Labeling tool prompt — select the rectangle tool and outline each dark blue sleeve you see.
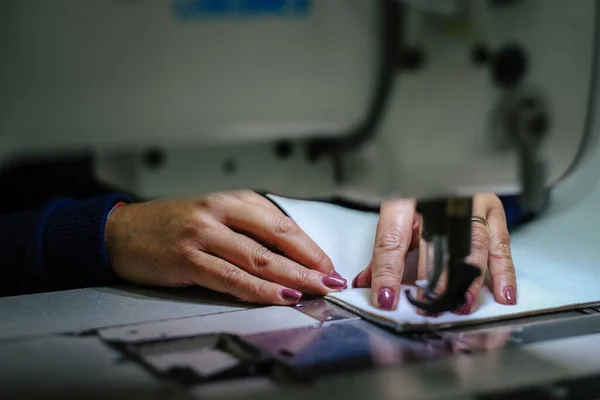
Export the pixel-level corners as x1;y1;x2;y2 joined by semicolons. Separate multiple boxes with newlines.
0;193;133;297
498;194;534;231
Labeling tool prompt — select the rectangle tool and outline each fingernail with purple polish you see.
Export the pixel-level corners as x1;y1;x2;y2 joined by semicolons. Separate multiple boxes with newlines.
351;275;359;288
504;287;517;305
282;289;302;301
323;275;347;288
456;292;473;315
331;270;344;279
377;288;394;310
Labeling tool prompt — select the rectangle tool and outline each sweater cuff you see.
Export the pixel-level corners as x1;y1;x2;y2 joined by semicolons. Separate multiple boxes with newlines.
44;193;134;290
498;195;532;231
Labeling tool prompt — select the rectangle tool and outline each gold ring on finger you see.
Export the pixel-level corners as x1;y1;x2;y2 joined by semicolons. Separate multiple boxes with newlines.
471;216;490;231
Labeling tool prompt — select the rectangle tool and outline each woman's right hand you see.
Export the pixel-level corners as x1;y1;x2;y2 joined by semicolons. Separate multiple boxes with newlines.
105;190;346;305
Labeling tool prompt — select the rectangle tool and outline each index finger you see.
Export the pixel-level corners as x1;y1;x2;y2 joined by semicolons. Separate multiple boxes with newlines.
370;198;416;310
222;198;336;275
230;190;284;214
482;194;517;305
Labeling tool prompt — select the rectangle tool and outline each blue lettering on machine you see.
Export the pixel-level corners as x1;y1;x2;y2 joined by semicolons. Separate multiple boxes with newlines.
172;0;311;19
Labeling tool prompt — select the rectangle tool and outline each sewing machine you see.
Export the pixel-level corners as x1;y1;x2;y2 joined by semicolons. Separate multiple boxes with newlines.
2;0;600;398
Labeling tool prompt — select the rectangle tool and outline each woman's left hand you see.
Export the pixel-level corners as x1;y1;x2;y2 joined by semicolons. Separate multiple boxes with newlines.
352;193;517;314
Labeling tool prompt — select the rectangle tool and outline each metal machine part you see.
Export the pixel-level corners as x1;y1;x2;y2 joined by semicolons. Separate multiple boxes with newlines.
493;87;552;213
0;0;597;202
101;300;600;395
242;309;600;379
98;306;322;343
5;285;600;399
406;197;481;313
291;298;361;325
100;299;361;386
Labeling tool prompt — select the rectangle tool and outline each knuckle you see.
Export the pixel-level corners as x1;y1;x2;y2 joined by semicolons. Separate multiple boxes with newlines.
200;193;231;210
374;230;408;253
470;228;489;253
293;267;313;287
251;245;273;269
311;250;331;271
492;237;512;257
249;279;270;299
193;212;217;230
491;253;514;267
181;213;216;240
219;266;245;293
493;267;516;281
372;263;401;282
273;216;298;236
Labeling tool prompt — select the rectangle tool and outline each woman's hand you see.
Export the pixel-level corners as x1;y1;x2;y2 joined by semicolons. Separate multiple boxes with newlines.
105;190;346;305
353;193;516;313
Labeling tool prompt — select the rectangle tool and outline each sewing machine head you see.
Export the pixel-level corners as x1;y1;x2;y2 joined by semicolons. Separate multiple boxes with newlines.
0;0;598;312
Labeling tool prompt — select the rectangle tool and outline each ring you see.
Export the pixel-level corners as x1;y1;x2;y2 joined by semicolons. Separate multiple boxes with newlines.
471;216;490;230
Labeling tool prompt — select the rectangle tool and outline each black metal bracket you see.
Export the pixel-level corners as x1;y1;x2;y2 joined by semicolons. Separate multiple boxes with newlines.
406;260;481;314
306;0;402;177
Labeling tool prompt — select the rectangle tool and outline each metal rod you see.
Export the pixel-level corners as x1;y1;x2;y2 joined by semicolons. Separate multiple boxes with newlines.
426;235;445;296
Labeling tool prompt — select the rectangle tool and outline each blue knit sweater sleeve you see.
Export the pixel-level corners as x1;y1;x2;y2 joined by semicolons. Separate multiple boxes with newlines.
0;193;133;297
498;194;533;231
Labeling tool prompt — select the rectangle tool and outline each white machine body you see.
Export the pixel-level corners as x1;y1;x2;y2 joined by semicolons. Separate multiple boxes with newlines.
0;0;597;202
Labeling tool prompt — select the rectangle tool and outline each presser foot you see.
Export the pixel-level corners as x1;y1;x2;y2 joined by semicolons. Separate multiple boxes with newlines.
406;261;481;314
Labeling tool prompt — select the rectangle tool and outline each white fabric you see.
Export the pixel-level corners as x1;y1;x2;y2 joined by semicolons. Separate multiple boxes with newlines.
267;194;600;331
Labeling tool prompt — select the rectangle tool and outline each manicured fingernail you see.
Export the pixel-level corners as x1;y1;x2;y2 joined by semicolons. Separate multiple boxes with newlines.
504;287;517;305
323;275;347;288
333;272;347;289
281;289;302;301
377;288;394;310
456;292;473;315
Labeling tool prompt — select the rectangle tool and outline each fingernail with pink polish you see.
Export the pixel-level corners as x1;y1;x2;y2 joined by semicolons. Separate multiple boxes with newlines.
323;275;346;288
282;289;302;302
333;273;347;289
378;288;394;310
456;292;473;315
351;275;359;288
504;287;517;305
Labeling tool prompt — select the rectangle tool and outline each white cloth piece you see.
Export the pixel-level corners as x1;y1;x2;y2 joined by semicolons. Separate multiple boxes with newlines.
267;194;600;331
